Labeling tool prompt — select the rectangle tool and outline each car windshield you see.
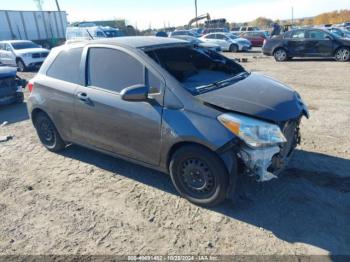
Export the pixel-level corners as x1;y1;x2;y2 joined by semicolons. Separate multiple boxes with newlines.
103;30;121;37
146;47;247;95
11;42;40;50
227;33;238;39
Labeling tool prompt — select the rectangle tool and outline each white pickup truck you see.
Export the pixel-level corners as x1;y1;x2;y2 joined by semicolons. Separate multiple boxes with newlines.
0;40;49;72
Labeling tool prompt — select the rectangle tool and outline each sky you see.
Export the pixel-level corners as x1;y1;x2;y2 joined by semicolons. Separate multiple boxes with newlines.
1;0;349;29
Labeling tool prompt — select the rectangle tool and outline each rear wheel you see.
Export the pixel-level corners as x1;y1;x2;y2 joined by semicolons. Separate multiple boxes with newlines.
34;112;65;152
274;48;288;62
229;44;238;53
335;47;350;62
16;59;26;72
169;145;229;207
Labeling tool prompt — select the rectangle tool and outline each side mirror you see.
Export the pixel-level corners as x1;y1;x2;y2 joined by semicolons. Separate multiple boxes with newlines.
120;84;149;102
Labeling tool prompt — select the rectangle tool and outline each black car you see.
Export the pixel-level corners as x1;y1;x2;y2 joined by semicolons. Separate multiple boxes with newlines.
262;28;350;62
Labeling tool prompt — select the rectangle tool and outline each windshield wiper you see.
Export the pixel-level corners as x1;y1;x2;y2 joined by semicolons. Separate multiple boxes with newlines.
195;72;249;94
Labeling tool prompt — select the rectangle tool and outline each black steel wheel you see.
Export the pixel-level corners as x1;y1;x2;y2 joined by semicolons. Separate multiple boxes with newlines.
34;112;65;152
169;145;230;207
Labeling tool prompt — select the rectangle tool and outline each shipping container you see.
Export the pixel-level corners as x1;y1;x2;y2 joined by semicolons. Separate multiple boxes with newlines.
0;10;67;47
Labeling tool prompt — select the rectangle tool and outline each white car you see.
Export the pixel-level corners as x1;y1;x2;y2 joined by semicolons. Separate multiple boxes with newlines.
200;33;252;52
0;40;49;72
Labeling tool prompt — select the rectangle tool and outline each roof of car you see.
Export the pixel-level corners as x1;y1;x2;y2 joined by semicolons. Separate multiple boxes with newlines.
67;36;188;49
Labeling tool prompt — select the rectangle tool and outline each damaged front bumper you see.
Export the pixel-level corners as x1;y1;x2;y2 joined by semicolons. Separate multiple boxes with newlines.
239;145;281;182
237;119;301;182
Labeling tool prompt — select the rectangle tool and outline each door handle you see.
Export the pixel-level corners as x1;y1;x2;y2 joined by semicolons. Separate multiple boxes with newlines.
77;92;90;103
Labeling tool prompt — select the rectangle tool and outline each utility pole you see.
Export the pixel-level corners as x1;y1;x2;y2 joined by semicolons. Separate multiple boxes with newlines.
195;0;198;28
291;6;294;26
55;0;61;11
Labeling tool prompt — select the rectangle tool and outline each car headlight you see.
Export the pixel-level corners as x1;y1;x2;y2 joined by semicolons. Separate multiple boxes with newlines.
218;113;287;148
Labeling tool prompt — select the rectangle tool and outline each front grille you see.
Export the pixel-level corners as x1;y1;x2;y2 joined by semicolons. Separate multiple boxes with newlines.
32;53;48;58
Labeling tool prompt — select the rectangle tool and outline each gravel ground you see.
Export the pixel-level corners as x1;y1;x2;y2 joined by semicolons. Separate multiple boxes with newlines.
0;50;349;257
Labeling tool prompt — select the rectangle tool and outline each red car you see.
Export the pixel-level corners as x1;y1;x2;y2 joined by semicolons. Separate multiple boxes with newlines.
240;31;267;47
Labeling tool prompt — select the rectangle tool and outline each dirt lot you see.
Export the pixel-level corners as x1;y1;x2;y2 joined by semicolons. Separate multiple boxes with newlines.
0;50;349;257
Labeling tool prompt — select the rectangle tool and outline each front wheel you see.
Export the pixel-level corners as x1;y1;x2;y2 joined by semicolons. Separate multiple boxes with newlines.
34;112;66;152
274;48;288;62
169;145;229;207
229;44;238;53
335;47;350;62
16;59;26;72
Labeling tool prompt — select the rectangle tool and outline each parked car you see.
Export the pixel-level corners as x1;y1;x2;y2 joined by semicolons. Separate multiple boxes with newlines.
169;30;197;37
0;40;50;72
0;67;26;106
231;26;261;35
240;31;268;47
200;33;252;52
202;28;229;35
326;27;350;38
66;26;124;42
27;37;308;207
171;35;221;51
262;28;350;62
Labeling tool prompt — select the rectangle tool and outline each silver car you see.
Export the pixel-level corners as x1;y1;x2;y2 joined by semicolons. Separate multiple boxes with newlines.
200;33;252;52
27;37;308;207
0;40;49;72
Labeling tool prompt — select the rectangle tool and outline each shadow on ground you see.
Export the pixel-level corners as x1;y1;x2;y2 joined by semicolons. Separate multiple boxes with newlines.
0;102;28;125
61;146;350;255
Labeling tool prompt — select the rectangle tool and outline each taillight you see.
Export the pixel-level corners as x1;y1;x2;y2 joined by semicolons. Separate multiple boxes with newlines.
28;81;34;93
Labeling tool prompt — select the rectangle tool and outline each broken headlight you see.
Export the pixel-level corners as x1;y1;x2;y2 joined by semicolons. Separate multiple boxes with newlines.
218;113;287;148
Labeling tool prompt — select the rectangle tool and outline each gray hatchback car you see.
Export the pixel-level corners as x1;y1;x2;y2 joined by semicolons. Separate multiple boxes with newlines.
27;37;309;207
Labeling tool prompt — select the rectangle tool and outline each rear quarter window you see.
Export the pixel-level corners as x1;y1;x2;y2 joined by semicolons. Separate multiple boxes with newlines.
46;47;83;84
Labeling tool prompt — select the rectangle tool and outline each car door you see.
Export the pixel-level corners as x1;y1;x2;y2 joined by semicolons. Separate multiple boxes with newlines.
305;29;334;57
0;43;15;65
202;34;216;44
215;34;230;50
73;46;164;166
286;30;307;57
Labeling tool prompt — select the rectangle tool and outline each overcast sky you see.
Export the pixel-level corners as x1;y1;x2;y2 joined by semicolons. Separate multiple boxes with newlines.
2;0;349;29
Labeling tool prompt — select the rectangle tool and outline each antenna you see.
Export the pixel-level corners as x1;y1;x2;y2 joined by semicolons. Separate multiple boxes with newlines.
195;0;198;27
86;29;94;40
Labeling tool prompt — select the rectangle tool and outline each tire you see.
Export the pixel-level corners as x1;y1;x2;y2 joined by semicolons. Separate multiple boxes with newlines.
335;47;350;62
16;59;26;72
274;48;288;62
169;145;229;207
34;112;66;152
229;44;238;53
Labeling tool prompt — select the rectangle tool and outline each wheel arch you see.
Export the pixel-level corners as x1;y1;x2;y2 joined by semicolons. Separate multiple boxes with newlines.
334;46;350;55
272;46;287;55
166;140;239;199
31;107;48;123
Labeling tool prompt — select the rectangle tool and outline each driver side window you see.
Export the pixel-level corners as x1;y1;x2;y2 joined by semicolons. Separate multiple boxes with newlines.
291;30;305;39
307;30;329;40
88;48;144;93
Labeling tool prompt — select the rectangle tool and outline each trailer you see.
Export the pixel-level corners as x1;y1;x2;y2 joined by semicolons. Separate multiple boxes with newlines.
0;10;67;48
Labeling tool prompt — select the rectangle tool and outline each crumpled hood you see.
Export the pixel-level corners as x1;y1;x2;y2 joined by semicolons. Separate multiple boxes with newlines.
197;73;308;122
